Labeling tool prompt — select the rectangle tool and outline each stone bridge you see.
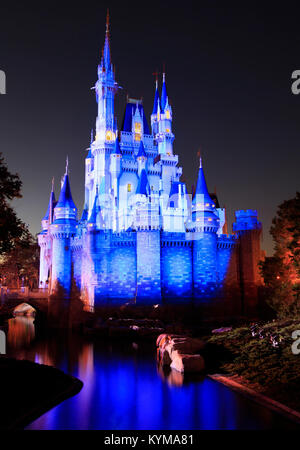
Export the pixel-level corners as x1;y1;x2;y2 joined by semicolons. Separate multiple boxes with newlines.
0;287;49;316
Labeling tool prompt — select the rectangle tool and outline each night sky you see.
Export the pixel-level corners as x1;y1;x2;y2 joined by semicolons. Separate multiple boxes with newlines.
1;1;300;255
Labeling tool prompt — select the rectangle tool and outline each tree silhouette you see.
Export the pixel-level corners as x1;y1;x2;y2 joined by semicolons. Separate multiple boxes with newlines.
261;192;300;317
0;152;30;253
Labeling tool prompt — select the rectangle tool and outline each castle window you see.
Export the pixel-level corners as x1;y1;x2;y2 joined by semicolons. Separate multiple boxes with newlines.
166;110;170;119
127;183;132;193
134;122;142;141
106;130;114;141
166;128;170;133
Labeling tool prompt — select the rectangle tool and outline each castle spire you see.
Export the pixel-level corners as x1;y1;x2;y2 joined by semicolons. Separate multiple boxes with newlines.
56;161;77;211
88;186;105;228
42;179;57;224
101;9;111;70
192;157;213;206
152;71;160;116
160;71;168;112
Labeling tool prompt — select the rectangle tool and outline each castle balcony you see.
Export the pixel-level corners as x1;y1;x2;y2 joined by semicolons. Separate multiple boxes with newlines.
120;132;154;150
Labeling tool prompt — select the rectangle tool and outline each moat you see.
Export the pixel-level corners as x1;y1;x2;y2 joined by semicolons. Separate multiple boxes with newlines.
5;316;299;430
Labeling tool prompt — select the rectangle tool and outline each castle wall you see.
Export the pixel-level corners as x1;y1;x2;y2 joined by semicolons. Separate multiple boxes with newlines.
233;210;263;315
216;236;241;315
136;230;161;303
109;238;136;300
161;234;192;300
193;231;217;299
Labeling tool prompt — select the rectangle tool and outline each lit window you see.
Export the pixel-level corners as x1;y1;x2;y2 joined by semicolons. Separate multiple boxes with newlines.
127;184;132;192
151;186;154;191
106;130;113;141
165;110;170;119
206;203;210;207
166;128;170;133
134;122;142;141
208;218;212;222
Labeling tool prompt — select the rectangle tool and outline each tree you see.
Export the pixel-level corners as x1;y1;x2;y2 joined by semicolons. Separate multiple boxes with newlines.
0;235;39;288
0;152;29;253
260;192;300;317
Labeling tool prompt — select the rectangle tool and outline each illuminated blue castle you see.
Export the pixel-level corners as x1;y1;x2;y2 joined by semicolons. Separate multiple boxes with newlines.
38;15;263;313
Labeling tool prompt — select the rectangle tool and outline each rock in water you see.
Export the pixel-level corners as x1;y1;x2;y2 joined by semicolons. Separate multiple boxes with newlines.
170;351;205;373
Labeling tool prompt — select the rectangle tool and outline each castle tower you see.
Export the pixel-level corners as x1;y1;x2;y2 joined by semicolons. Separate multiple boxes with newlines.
233;210;263;315
38;179;56;288
50;161;78;295
93;11;119;219
190;158;220;299
95;11;118;143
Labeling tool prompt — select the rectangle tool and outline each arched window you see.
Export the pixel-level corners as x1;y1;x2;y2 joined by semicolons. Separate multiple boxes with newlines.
127;183;132;193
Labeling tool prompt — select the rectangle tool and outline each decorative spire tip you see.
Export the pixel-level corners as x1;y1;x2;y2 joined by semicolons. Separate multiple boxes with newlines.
65;156;69;175
106;9;110;35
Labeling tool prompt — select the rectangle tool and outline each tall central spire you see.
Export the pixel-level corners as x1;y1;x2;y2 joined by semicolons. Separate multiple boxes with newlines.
101;9;111;71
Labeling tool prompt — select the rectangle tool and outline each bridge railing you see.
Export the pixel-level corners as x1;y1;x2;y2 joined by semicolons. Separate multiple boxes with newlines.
1;287;49;302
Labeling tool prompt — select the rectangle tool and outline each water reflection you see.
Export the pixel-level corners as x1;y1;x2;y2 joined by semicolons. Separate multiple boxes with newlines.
5;317;300;430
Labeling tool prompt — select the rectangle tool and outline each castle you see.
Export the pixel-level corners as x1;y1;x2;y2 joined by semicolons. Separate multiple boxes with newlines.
38;15;263;314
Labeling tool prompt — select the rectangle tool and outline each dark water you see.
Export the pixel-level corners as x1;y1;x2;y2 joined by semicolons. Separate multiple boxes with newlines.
5;317;300;430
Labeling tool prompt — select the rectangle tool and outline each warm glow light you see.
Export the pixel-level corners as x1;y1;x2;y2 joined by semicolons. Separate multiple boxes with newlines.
134;122;142;141
166;110;170;119
127;183;132;192
106;130;114;141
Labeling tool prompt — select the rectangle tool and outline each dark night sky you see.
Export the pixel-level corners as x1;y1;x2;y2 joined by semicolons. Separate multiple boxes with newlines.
1;0;300;255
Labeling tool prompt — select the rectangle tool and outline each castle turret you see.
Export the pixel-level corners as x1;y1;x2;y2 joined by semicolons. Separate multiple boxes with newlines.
233;209;263;315
157;73;174;155
190;158;220;299
38;179;57;288
50;160;78;295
